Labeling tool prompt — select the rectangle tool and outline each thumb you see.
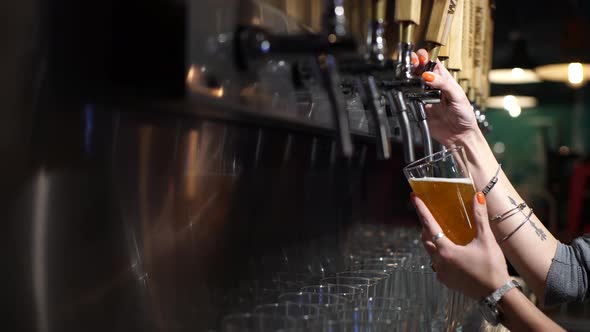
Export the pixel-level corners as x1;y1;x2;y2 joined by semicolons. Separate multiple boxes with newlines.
472;191;493;239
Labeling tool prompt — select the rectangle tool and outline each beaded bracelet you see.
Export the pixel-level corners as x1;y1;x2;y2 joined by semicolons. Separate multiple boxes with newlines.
482;164;502;196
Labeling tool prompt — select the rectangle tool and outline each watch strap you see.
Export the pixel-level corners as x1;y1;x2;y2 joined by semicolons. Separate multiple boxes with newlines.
479;279;522;325
487;279;522;305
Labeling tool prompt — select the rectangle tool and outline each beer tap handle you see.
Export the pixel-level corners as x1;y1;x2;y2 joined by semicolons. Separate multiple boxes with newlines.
445;0;465;79
424;0;458;72
317;54;354;158
410;99;434;157
481;0;495;110
471;0;488;104
459;0;474;94
356;76;391;159
394;0;422;79
386;90;415;163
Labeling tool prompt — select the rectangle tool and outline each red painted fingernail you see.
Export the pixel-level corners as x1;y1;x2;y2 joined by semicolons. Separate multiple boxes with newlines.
411;57;418;65
477;192;486;205
422;72;435;82
419;55;427;65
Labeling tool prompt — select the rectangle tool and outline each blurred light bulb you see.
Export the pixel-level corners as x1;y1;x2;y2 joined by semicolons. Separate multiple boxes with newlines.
493;142;506;154
511;67;525;79
502;95;522;117
568;62;584;85
503;95;518;110
508;105;522;117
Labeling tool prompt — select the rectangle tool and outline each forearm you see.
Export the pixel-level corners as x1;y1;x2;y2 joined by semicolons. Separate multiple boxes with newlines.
498;288;565;332
457;129;558;303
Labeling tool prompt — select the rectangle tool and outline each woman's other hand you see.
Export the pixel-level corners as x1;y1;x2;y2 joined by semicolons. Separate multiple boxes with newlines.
410;191;510;299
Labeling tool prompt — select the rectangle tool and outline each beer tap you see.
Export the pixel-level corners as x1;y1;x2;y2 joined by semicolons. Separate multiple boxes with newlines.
331;0;393;160
407;92;436;157
355;76;391;159
381;77;441;158
234;0;358;158
319;0;355;158
423;0;458;72
385;90;415;163
394;0;422;79
317;53;355;157
391;0;442;158
361;0;392;159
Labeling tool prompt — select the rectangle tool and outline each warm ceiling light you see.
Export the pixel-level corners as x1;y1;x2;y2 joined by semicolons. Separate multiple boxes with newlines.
489;68;541;84
536;62;590;88
485;95;538;118
486;95;538;110
489;34;542;84
534;16;590;88
511;67;524;79
568;62;584;85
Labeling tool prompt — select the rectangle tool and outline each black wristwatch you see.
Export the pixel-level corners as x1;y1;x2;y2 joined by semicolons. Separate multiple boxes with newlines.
477;279;522;326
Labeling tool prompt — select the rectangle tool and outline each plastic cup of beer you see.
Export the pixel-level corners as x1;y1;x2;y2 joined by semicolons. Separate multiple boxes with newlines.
403;146;476;245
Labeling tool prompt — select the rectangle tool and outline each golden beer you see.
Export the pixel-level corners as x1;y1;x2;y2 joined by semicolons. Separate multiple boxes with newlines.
409;177;476;245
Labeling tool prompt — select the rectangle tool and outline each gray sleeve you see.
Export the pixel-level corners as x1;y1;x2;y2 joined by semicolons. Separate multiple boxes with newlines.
544;235;590;306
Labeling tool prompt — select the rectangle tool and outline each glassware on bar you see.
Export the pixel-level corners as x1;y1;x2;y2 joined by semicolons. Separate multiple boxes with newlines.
319;276;378;299
301;284;364;304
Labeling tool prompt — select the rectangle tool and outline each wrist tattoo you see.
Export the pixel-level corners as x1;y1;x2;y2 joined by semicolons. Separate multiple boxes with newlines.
507;196;547;241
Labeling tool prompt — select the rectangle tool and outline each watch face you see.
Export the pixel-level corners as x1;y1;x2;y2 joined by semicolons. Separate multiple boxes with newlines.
478;301;499;325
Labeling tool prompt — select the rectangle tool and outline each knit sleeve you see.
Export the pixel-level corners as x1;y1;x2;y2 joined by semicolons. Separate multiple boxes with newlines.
544;235;590;306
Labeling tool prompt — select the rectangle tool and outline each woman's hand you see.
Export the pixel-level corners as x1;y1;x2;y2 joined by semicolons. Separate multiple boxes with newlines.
411;49;479;147
410;191;510;299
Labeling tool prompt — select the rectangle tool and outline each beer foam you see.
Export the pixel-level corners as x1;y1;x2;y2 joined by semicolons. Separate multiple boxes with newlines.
409;177;473;185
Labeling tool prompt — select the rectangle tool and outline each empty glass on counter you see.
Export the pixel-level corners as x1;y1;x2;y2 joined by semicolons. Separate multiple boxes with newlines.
300;284;364;304
219;224;471;331
277;292;347;316
320;276;378;300
335;271;390;298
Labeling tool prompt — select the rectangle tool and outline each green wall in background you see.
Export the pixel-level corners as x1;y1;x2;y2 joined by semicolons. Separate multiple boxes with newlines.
484;96;590;234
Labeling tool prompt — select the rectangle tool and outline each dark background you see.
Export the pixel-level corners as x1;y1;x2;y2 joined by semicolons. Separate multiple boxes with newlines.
2;0;590;330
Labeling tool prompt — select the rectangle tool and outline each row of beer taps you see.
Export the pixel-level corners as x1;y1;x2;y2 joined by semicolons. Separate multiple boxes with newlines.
234;0;493;163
